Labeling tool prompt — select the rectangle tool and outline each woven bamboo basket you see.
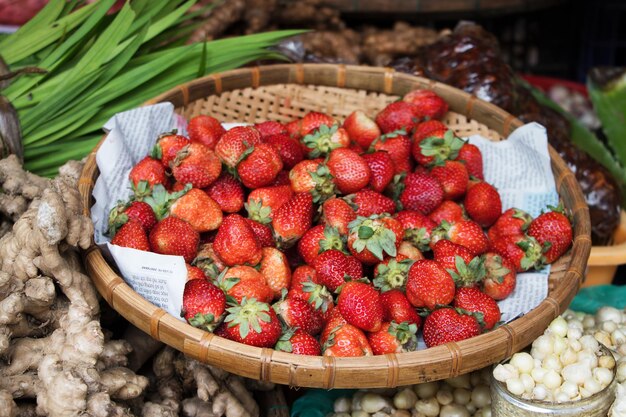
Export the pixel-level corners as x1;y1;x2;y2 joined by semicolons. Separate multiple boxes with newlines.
79;64;591;389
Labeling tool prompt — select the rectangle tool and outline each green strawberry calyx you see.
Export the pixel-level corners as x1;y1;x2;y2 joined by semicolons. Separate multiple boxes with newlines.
274;327;295;353
373;258;414;292
309;164;337;203
419;130;464;166
143;183;191;220
319;226;347;254
303;124;341;158
224;297;272;340
107;202;130;237
244;198;273;225
515;236;546;271
188;312;221;332
302;281;333;312
348;214;398;261
448;255;486;287
388;321;418;351
484;254;510;284
404;226;431;252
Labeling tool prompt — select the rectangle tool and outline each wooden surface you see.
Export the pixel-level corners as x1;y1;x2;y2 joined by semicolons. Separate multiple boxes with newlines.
79;64;591;389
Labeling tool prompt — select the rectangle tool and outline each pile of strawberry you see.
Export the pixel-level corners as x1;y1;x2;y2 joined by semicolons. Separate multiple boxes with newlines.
108;88;573;357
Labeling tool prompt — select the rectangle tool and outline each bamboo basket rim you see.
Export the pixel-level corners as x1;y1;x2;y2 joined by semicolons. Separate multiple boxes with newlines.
79;64;591;389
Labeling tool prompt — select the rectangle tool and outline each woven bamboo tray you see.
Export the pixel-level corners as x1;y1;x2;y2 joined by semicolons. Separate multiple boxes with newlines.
79;64;591;389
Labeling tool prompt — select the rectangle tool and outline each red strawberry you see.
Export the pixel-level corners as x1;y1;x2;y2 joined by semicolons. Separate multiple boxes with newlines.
302;125;350;158
188;115;225;149
326;148;371;194
111;219;150;251
313;249;363;292
285;119;302;139
289;159;336;202
347;214;403;264
254;120;287;139
373;257;414;292
343;110;381;149
322;323;373;357
171;143;222;189
395;210;436;252
379;289;421;327
265;133;304;169
491;234;544;272
245;218;275;248
259;247;291;299
482;252;517;300
299;112;335;136
288;266;334;317
129;156;167;191
298;224;345;265
271;170;291;186
488;208;533;242
321;197;357;235
455;143;484;180
403;89;449;120
406;259;455;309
223;298;282;348
186;264;207;281
213;214;262;266
432;220;489;256
151;132;189;168
272;193;314;248
320;309;348;344
193;242;227;278
204;173;245;214
431;239;480;285
237;143;283;189
368;321;418;355
347;190;396;217
464;181;502;227
398;241;425;261
422;307;481;348
412;123;464;167
215;126;262;168
362;151;395;193
275;328;321;356
182;278;226;331
527;205;573;264
246;185;293;224
218;266;273;304
371;130;413;174
429;200;466;226
108;201;157;236
430;160;469;201
169;188;223;232
274;297;323;336
399;171;444;214
375;101;420;133
149;217;199;262
453;287;501;330
411;120;447;165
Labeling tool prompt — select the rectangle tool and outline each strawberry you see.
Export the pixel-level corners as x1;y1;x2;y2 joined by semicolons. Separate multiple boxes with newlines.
272;193;314;248
398;171;444;215
108;201;157;236
431;220;489;256
245;218;275;248
347;190;396;217
320;309;348;344
347;215;402;264
482;252;517;300
464;181;502;227
395;210;436;251
169;188;223;232
298;225;345;265
411;120;447;165
403;89;449;120
171;143;222;189
412;123;464;167
375;101;420;134
149;217;199;262
274;297;323;336
223;298;282;348
193;242;227;278
362;151;395;193
299;112;335;137
111;219;150;251
265;133;304;169
422;307;482;348
405;259;455;309
455;143;484;180
237;143;283;189
204;173;245;214
429;200;466;226
129;156;167;191
371;130;413;174
313;249;363;292
491;234;544;272
321;197;356;235
343;110;381;149
181;278;226;331
398;241;425;261
254;120;287;139
431;239;480;284
302;125;350;158
368;321;418;355
326;148;371;194
151;132;189;168
379;289;421;327
271;170;291;186
275;328;321;355
453;286;500;330
246;185;293;224
288;266;334;317
215;126;262;168
285;119;302;139
488;208;533;242
527;205;573;264
288;265;318;297
213;214;262;266
188;115;225;149
186;264;207;281
259;247;291;299
218;266;273;304
373;258;414;292
289;159;336;203
430;160;469;201
322;323;373;357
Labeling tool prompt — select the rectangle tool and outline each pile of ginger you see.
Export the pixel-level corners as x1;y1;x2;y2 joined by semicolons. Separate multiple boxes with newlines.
0;155;273;417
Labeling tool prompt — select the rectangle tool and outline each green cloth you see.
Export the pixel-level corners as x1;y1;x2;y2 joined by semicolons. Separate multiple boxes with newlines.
570;284;626;314
290;389;356;417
